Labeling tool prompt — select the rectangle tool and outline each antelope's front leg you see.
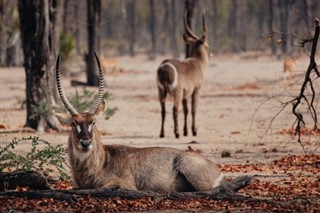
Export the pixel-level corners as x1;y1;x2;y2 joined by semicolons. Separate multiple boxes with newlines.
191;90;200;136
182;98;188;136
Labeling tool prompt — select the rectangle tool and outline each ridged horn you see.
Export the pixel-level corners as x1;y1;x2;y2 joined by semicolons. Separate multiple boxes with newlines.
88;52;105;115
56;55;79;116
184;10;199;40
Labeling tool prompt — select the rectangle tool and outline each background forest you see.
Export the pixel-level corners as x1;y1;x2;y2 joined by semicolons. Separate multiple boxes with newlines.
1;0;319;67
1;0;320;212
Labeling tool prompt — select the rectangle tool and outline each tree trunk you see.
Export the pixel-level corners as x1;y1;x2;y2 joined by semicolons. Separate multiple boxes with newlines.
126;0;136;57
149;0;156;60
184;0;196;58
0;0;5;65
18;0;63;132
268;0;276;54
86;0;101;86
170;0;179;58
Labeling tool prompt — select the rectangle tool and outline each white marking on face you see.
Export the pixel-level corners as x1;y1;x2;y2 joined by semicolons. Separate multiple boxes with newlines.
213;173;224;188
88;124;92;133
73;121;81;133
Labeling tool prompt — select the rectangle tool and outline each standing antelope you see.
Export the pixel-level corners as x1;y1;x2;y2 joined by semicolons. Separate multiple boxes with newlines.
157;13;209;138
56;53;224;192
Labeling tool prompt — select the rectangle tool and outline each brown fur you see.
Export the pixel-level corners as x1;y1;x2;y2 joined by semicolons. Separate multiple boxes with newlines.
66;103;224;192
101;56;122;77
57;52;224;193
157;15;209;138
283;58;296;82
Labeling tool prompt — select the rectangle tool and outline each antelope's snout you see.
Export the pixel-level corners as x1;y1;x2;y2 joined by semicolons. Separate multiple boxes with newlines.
79;138;92;150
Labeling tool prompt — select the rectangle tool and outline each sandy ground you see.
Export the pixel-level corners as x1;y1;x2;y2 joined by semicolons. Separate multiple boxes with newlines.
0;53;319;173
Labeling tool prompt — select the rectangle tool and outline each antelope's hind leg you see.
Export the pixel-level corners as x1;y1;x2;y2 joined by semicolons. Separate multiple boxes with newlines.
175;152;223;191
158;88;167;138
182;98;188;136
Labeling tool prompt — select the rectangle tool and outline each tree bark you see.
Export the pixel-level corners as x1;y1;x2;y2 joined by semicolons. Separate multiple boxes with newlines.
184;0;196;58
0;171;49;191
0;175;254;202
149;0;157;60
126;0;136;57
268;0;276;54
18;0;63;132
170;0;179;58
86;0;101;86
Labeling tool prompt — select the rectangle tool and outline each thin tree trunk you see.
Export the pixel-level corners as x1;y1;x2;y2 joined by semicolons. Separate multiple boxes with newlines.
149;0;156;60
86;0;101;86
268;0;276;54
126;0;136;57
184;0;196;58
18;0;63;132
170;0;179;58
0;0;5;65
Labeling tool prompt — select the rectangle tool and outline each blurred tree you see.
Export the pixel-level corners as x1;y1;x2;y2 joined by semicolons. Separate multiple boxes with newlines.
18;0;63;131
126;0;136;56
0;0;22;66
86;0;101;86
149;0;156;60
268;0;276;54
171;0;180;58
184;0;196;58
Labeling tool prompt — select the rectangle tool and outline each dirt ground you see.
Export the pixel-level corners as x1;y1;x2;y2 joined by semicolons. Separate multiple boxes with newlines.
0;53;316;161
0;53;319;211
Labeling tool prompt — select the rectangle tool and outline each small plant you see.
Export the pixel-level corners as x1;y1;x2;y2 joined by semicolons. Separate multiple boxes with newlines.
0;136;70;181
30;102;53;119
56;87;118;119
60;30;75;61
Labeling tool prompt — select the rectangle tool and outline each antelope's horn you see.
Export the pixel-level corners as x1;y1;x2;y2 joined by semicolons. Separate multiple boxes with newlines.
88;52;105;115
184;10;199;40
56;55;79;116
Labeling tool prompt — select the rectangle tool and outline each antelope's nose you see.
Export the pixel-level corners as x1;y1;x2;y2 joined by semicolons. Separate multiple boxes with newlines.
80;139;92;149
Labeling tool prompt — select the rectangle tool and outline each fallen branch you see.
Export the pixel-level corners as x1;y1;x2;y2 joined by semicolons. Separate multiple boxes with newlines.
0;175;253;202
0;171;49;191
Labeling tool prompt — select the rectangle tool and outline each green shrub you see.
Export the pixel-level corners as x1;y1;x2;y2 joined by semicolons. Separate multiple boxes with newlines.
60;30;75;61
56;87;118;119
0;136;70;181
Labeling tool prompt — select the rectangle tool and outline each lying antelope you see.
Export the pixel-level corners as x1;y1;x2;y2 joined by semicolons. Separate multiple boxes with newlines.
157;13;209;138
56;53;224;192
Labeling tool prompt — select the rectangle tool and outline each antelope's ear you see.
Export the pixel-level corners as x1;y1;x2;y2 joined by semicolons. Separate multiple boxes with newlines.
56;112;73;125
183;34;196;44
94;100;107;117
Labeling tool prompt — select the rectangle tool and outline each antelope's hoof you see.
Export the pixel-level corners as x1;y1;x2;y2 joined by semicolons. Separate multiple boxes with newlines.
160;133;165;138
175;133;180;139
192;131;197;136
184;131;188;136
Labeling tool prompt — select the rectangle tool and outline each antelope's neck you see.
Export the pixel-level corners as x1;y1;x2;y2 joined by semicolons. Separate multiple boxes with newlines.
68;128;106;185
191;48;209;67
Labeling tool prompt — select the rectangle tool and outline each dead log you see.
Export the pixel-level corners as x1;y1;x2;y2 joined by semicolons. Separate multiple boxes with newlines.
0;175;253;202
0;171;49;191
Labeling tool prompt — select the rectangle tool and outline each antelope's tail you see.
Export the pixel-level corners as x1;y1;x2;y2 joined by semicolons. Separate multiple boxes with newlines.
157;62;178;95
